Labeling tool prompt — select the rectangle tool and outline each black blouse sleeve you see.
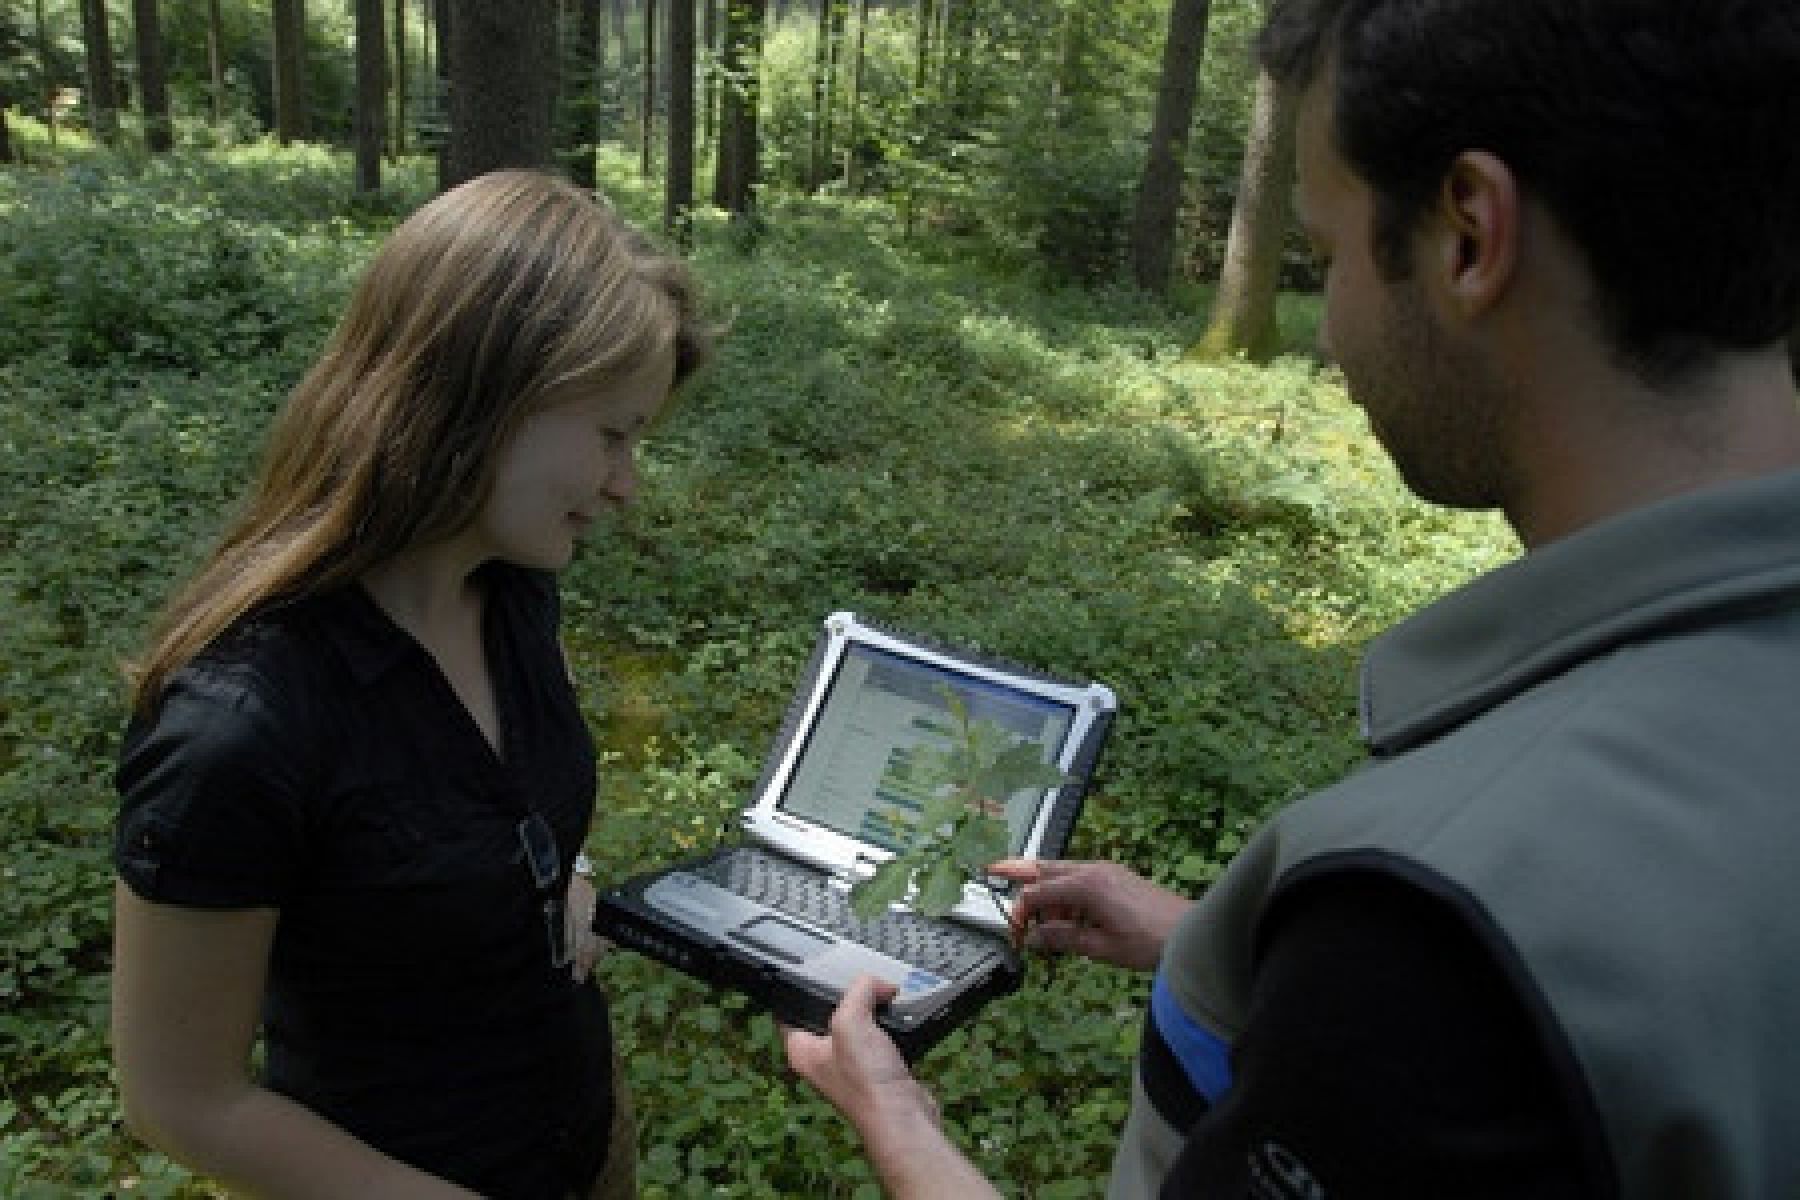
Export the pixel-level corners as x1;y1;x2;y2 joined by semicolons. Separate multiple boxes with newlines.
114;662;315;909
1160;869;1603;1199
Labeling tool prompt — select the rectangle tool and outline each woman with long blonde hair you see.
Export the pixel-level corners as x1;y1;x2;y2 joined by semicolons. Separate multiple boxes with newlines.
111;170;712;1198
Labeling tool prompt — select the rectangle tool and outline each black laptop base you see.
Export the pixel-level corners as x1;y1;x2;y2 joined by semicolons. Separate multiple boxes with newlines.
595;845;1025;1061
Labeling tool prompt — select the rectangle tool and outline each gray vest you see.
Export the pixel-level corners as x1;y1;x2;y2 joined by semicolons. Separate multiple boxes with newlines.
1112;469;1800;1199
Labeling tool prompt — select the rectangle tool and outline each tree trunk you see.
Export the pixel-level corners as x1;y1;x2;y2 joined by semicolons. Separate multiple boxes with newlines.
353;0;385;192
1045;1;1087;158
712;0;766;215
701;0;719;147
443;0;556;189
806;0;832;191
205;0;226;125
1128;0;1211;293
391;0;406;158
638;0;658;177
272;0;309;143
79;0;121;143
933;0;950;97
560;0;604;189
422;0;436;84
912;0;932;95
664;0;695;237
944;0;974;111
841;0;868;190
0;96;13;163
430;0;450;186
32;0;52;147
132;0;172;151
1191;70;1298;363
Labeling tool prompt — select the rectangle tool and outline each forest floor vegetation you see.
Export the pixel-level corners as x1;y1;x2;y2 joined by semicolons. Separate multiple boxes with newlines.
0;139;1511;1196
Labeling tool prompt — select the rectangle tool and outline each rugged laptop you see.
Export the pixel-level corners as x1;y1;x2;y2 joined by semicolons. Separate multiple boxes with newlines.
593;611;1116;1058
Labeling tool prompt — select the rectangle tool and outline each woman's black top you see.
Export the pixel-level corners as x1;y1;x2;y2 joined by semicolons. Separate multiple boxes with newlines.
116;564;612;1198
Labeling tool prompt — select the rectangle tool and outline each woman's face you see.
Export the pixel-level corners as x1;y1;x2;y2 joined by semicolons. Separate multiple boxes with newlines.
472;346;676;571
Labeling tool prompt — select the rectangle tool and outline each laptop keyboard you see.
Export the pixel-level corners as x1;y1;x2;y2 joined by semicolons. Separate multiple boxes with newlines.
699;848;996;980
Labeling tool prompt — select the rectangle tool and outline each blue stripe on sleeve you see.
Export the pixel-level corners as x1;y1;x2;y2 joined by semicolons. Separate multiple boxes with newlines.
1150;971;1234;1107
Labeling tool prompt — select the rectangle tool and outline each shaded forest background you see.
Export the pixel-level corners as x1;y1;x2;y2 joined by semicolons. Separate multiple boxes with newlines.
0;1;1522;1195
0;0;1304;352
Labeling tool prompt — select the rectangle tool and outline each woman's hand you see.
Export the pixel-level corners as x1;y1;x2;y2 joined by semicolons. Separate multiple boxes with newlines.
988;858;1191;972
565;873;610;981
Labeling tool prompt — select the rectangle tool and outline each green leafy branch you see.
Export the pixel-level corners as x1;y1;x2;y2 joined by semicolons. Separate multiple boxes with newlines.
850;688;1069;920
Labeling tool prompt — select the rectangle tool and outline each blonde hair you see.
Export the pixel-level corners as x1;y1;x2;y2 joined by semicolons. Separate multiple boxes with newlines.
129;170;712;712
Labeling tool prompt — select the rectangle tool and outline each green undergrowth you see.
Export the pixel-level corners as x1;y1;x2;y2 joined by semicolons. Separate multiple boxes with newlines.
0;144;1510;1195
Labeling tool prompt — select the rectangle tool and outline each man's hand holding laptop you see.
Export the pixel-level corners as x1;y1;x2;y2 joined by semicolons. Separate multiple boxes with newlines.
782;856;1192;1198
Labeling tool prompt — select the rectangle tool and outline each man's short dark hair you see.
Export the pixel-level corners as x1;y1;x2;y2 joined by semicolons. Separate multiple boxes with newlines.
1260;0;1800;380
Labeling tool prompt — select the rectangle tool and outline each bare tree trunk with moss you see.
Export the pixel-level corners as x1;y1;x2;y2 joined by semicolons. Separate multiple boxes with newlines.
272;0;308;143
639;0;656;177
79;0;120;143
1128;0;1211;293
353;0;385;192
664;0;695;239
132;0;172;151
443;0;555;189
390;0;406;158
702;0;719;148
1191;69;1298;363
712;0;766;216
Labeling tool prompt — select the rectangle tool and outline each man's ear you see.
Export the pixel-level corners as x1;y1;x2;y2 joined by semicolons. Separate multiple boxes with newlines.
1430;150;1520;316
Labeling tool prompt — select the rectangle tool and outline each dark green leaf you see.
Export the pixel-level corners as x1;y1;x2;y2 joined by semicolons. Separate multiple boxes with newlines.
918;787;966;833
850;856;915;920
972;740;1070;805
950;814;1010;874
917;854;968;917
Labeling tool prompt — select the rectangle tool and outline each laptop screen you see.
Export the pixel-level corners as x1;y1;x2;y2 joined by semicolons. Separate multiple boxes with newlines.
777;643;1077;854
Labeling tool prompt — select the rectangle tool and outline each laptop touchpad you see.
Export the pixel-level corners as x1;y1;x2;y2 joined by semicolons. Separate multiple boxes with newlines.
736;916;832;963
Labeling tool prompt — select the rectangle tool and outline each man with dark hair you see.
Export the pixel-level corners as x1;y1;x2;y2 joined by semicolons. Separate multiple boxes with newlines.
783;2;1800;1197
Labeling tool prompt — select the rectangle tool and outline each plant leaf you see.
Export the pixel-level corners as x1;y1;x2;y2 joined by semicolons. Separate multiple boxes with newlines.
850;856;914;920
916;854;967;917
950;813;1009;874
918;786;966;833
898;743;956;787
972;740;1069;805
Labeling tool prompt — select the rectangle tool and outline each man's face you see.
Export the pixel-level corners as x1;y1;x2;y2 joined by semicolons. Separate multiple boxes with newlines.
1293;78;1512;512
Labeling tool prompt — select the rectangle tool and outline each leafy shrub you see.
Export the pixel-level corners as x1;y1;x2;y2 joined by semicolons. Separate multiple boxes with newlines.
0;149;422;373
